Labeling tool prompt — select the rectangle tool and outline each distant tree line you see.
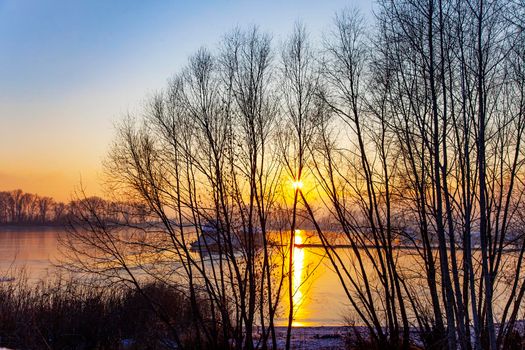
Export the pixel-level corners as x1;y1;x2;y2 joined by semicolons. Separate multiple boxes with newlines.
0;190;68;225
0;189;147;225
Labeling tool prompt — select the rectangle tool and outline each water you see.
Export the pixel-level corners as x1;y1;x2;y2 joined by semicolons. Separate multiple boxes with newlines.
1;227;520;327
0;227;62;279
0;227;351;326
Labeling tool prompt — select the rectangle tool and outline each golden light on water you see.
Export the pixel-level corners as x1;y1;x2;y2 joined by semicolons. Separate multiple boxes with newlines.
292;229;306;326
294;229;303;244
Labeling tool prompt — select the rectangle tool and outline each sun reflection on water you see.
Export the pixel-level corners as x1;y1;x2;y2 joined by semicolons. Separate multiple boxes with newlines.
292;229;306;326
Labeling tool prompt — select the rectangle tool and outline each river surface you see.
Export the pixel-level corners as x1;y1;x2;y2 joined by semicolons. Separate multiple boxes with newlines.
0;227;520;327
0;227;352;326
0;227;62;280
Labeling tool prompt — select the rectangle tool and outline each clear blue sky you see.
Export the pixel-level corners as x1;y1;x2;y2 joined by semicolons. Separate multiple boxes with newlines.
0;0;373;200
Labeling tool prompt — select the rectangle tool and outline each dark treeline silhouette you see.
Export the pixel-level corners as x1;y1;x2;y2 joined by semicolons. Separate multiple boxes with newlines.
0;190;69;225
0;189;147;226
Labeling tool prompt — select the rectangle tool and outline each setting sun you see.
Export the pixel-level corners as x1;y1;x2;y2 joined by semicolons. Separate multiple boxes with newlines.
292;180;304;191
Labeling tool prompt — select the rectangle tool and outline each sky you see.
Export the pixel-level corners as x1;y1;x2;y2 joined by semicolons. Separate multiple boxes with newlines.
0;0;373;202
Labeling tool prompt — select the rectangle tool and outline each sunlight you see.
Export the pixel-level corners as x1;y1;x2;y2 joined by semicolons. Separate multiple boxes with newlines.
294;229;303;245
291;180;304;191
292;229;305;326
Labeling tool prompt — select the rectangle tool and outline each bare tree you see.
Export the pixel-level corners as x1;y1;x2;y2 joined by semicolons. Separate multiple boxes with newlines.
59;3;525;349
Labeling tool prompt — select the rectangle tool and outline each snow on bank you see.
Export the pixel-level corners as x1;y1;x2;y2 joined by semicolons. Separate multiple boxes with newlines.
260;326;350;349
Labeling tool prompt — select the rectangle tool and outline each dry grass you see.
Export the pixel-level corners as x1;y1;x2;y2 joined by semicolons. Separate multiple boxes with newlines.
0;273;207;350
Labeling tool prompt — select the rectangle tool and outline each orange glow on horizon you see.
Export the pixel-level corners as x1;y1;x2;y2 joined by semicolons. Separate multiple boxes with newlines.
0;167;103;202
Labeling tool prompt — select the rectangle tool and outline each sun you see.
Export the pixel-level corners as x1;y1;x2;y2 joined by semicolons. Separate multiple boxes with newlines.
292;180;303;191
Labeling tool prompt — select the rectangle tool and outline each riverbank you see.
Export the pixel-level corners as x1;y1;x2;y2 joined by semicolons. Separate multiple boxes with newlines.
270;327;349;349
